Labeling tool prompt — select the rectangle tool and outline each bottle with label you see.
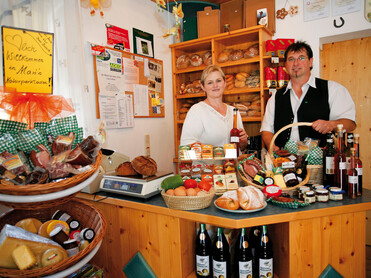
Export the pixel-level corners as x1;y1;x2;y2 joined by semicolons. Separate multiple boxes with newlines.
258;225;273;278
212;227;230;278
249;226;261;278
354;134;362;196
323;132;336;187
195;223;212;278
235;228;253;278
230;108;240;157
344;132;354;170
347;148;358;199
334;124;347;193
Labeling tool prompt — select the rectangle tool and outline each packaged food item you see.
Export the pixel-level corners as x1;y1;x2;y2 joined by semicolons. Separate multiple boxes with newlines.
263;184;282;197
329;187;344;201
191;164;202;183
179;161;192;180
275;38;295;58
304;190;316;204
277;66;289;87
264;67;277;88
191;142;202;160
316;189;329;202
224;160;236;173
213;164;224;175
213;146;224;159
253;170;265;186
63;239;79;257
49;226;69;245
178;145;191;160
80;228;96;243
213;174;227;194
225;172;238;190
224;143;237;158
265;40;276;56
201;144;213;159
201;164;214;186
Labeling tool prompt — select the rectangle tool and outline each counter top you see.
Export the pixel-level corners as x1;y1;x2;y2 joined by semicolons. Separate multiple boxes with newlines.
77;189;371;229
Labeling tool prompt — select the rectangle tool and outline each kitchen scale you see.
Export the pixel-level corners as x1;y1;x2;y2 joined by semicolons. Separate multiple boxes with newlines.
99;171;173;198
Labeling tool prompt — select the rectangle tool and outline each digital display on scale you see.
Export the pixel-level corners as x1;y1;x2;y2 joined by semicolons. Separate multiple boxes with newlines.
103;179;143;194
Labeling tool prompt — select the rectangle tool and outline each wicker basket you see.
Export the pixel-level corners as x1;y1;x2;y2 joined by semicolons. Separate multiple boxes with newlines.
0;151;102;196
0;198;107;278
161;188;215;210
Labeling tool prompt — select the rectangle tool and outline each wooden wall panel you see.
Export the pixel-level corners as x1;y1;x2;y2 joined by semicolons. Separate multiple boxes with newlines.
320;37;371;245
289;212;366;277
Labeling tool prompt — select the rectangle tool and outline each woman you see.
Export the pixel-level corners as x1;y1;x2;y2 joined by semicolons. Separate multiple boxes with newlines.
180;65;248;152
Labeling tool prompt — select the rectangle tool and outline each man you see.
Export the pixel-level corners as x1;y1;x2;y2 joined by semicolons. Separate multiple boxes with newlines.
261;41;356;151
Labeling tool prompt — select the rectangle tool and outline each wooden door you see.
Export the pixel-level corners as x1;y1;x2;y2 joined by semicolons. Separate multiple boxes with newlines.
320;36;371;244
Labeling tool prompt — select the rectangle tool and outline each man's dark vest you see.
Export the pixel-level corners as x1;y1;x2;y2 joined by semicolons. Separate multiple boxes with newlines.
274;78;330;148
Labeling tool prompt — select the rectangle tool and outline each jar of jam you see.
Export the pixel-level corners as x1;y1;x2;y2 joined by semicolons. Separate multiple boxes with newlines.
304;190;316;204
329;187;344;201
282;169;299;187
316;189;329;202
298;186;310;201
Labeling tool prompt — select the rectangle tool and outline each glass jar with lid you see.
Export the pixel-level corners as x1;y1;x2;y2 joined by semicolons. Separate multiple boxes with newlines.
304;190;316;204
329;187;344;201
298;186;310;201
316;188;329;202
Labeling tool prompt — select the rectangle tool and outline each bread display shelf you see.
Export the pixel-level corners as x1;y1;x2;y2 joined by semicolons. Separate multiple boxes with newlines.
176;92;205;99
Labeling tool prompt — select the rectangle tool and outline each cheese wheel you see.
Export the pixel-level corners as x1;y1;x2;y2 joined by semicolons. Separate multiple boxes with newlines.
38;220;55;238
15;218;42;234
46;220;70;236
41;248;67;267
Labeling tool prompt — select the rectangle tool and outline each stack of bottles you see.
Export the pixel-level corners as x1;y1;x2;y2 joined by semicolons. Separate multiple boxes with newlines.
322;124;362;199
195;224;273;278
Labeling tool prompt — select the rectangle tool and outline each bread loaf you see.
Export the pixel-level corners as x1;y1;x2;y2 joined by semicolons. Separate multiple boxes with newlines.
237;186;265;210
229;49;243;61
202;51;212;65
115;162;138;176
190;54;203;67
176;54;190;69
215;191;240;210
131;156;157;176
217;49;233;63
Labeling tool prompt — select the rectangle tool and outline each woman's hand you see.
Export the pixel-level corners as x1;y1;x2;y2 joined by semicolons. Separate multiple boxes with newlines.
238;128;248;150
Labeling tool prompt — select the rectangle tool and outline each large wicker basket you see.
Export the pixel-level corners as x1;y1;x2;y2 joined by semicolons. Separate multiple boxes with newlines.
0;151;102;196
161;188;215;210
0;198;107;278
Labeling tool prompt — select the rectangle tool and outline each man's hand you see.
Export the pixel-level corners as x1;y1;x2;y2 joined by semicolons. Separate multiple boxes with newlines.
312;120;334;134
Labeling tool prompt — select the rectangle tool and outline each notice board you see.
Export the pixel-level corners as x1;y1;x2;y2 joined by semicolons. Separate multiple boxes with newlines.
1;26;54;94
93;46;164;119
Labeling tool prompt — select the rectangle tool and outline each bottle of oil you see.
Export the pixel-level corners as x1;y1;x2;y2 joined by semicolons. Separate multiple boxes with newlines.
354;134;363;196
195;223;212;278
347;148;358;199
334;124;347;193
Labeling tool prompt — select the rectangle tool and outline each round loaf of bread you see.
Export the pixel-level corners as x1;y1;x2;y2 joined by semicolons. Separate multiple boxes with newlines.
202;51;212;65
237;186;265;210
176;54;190;69
115;161;138;176
190;54;203;67
131;156;157;176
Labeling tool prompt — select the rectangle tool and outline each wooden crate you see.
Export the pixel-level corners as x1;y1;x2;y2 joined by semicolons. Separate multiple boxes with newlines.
197;6;220;38
244;0;276;34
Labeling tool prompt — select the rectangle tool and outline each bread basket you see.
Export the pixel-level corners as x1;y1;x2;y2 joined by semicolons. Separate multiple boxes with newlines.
161;188;215;210
0;198;106;278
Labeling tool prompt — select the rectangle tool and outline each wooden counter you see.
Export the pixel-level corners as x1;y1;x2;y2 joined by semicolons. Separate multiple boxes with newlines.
78;189;371;278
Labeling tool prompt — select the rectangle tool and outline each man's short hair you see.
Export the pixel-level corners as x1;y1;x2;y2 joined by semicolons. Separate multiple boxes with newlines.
284;41;313;61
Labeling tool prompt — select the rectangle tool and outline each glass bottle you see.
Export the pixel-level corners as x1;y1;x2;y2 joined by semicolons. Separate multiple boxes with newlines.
347;148;357;199
235;228;253;278
212;227;230;278
345;132;354;171
258;225;274;278
230;108;240;157
323;132;336;187
354;134;362;196
334;124;347;193
249;226;261;278
195;223;212;278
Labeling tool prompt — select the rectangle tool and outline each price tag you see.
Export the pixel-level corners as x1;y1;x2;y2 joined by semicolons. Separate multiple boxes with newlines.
271;56;279;64
269;88;277;96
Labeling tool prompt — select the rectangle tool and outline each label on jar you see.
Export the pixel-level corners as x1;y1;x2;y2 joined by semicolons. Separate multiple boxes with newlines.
283;172;296;183
196;255;210;277
316;194;329;202
325;157;335;174
212;259;227;277
329;192;343;201
238;260;252;278
259;258;273;277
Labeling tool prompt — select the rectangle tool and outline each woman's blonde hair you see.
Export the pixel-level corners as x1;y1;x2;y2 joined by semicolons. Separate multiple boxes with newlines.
200;64;225;86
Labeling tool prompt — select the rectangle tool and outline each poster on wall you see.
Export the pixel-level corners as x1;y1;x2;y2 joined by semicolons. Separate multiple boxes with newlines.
332;0;361;16
1;26;54;94
133;28;154;58
303;0;330;22
106;23;130;52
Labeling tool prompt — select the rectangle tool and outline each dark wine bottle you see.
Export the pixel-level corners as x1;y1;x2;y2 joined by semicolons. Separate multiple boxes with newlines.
258;225;273;278
354;134;363;196
323;132;336;187
345;132;354;171
212;227;230;278
249;226;261;278
195;223;212;278
235;228;253;278
334;124;347;193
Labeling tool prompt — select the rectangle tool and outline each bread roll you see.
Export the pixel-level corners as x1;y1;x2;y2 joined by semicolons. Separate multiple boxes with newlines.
215;190;240;210
244;43;259;58
229;49;243;61
235;72;249;81
131;156;157;176
217;49;233;63
247;110;261;117
237;186;265;210
115;162;138;176
234;80;246;88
